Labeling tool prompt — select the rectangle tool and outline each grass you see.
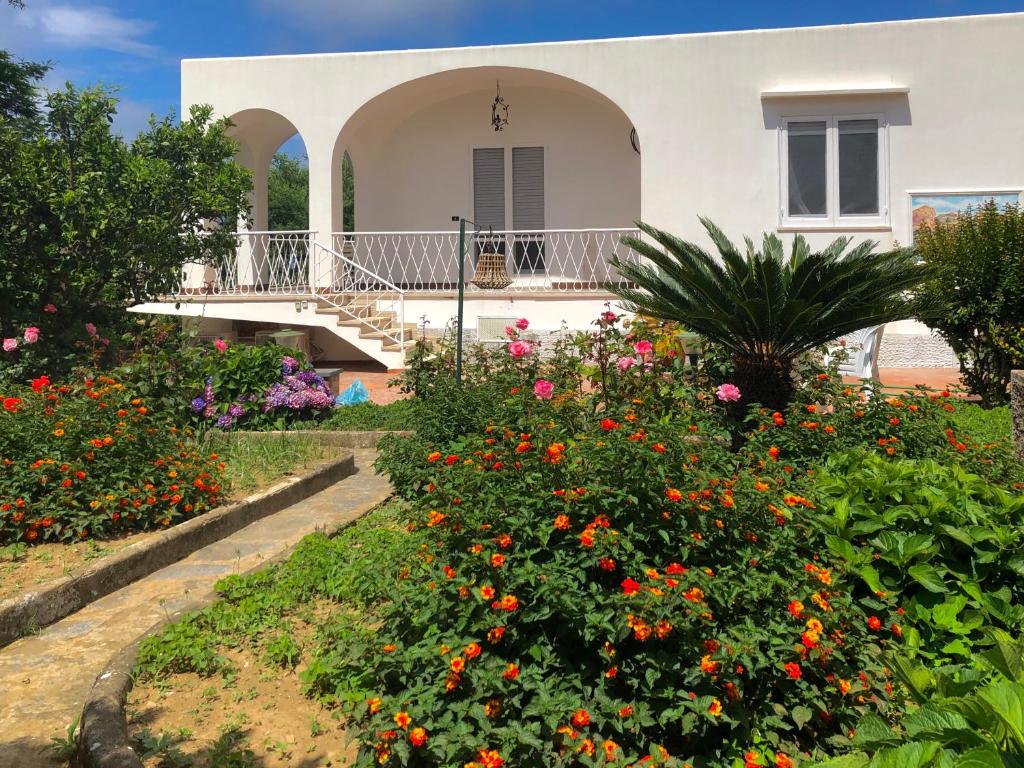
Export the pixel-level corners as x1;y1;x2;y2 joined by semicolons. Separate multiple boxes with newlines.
321;400;416;432
201;431;339;496
951;402;1013;445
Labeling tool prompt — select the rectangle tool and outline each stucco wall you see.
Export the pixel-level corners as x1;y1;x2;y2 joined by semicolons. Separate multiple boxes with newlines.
349;84;639;233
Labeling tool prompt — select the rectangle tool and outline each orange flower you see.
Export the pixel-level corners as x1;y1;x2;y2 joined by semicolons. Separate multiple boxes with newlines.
367;697;382;713
775;753;794;768
394;711;411;729
553;514;570;530
480;585;496;600
708;698;722;716
571;709;591;727
427;451;442;463
450;656;466;673
665;488;683;503
498;594;519;612
618;705;633;718
490;553;506;568
409;727;427;746
502;663;519;681
465;642;481;659
700;655;720;675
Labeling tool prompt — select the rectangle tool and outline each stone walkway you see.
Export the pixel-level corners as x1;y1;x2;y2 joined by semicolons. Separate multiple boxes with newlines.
0;450;391;768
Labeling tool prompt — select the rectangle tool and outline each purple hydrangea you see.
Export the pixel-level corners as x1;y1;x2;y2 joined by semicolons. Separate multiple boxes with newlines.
215;413;233;428
281;356;299;375
190;396;207;413
227;402;245;418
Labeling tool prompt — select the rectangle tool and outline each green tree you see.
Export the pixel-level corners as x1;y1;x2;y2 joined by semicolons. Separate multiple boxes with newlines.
915;201;1024;406
0;84;251;381
267;152;308;231
612;218;928;411
0;50;49;129
342;151;354;232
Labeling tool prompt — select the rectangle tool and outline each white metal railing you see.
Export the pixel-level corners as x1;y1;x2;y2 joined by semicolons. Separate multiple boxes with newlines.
330;228;641;292
176;231;315;296
312;240;407;347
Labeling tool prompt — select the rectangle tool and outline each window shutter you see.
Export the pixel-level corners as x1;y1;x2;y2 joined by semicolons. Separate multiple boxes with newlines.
473;148;505;230
512;146;545;230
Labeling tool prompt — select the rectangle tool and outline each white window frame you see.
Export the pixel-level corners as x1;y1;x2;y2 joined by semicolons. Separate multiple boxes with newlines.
779;113;889;230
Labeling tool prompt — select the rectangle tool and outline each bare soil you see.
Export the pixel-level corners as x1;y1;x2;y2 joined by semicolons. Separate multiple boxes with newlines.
127;616;355;767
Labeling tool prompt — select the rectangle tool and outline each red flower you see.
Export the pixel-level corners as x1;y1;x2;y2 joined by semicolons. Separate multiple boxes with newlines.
502;663;519;680
465;642;481;659
31;375;50;392
426;451;441;463
867;616;882;631
784;662;802;680
445;454;459;466
571;709;591;727
665;488;683;503
600;418;618;431
409;727;427;747
2;397;21;413
620;577;641;595
665;562;687;575
768;446;780;460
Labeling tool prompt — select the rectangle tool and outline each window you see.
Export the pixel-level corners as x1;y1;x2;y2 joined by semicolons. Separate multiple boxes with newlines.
781;115;886;227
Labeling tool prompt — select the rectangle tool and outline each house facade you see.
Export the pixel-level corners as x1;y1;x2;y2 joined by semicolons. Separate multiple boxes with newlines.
134;12;1024;369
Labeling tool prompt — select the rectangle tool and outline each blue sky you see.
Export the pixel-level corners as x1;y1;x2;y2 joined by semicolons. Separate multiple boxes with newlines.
3;0;1023;157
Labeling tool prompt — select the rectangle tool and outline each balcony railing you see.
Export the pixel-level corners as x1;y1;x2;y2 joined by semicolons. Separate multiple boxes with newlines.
173;228;641;298
331;228;641;293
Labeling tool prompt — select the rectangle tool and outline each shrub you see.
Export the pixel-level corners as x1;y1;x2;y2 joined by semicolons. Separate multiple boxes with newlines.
321;419;902;767
816;630;1024;766
611;218;927;411
811;452;1024;665
916;200;1024;406
186;343;334;430
0;375;224;544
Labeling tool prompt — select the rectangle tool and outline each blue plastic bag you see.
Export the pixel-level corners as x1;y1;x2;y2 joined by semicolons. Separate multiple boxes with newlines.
336;379;370;406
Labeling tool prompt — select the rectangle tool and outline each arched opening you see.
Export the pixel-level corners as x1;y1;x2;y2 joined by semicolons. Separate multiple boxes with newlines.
327;67;641;291
223;108;310;294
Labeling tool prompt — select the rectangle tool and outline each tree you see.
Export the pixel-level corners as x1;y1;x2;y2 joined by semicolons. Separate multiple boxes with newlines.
612;218;928;411
0;50;50;129
0;84;251;381
267;152;308;231
915;201;1024;406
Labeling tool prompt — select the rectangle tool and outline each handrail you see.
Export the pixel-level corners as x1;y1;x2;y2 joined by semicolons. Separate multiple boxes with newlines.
333;227;635;236
240;229;316;235
315;240;406;295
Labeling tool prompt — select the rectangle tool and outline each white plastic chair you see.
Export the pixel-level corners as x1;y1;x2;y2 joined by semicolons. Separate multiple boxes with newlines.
824;325;885;383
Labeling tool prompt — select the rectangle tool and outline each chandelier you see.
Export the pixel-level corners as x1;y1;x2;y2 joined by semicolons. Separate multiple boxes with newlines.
490;81;510;131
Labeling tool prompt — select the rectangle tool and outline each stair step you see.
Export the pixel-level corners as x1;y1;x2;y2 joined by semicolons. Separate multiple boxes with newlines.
382;340;417;352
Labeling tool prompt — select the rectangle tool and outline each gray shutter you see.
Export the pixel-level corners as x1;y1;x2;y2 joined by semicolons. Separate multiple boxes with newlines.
473;148;505;230
512;146;544;230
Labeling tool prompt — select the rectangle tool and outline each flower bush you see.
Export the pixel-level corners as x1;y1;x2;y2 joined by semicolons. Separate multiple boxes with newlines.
185;342;334;430
0;375;224;544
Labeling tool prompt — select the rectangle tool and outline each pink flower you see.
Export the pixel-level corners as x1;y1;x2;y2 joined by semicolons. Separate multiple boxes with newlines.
716;383;742;403
515;318;529;331
23;327;39;344
616;356;636;372
533;379;554;400
214;338;228;353
633;340;653;356
601;311;618;324
43;304;57;314
2;338;17;353
508;340;534;359
84;322;98;337
504;326;517;338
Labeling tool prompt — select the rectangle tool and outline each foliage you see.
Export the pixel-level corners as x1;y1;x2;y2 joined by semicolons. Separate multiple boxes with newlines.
815;630;1024;767
0;84;251;383
949;402;1012;447
185;342;334;430
201;431;334;495
611;218;928;410
0;49;49;130
267;152;309;231
0;375;224;544
333;416;904;768
915;200;1024;406
323;400;417;432
741;370;1023;491
811;452;1024;665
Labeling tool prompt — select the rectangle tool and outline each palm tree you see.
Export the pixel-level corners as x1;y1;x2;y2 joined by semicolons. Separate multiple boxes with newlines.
611;218;929;411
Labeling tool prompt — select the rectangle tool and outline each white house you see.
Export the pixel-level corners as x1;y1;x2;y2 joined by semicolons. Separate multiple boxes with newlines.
134;12;1024;369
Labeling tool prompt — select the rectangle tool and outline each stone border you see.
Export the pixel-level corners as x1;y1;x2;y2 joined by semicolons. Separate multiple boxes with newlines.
0;434;394;648
74;475;393;768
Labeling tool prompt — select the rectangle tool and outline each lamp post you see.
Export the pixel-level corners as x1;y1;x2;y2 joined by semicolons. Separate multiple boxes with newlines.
452;216;469;384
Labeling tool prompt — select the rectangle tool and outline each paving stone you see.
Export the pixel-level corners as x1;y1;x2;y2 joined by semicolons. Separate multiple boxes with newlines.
0;450;390;768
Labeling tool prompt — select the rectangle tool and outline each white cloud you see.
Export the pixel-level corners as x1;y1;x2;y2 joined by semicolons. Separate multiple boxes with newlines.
251;0;475;37
1;2;158;56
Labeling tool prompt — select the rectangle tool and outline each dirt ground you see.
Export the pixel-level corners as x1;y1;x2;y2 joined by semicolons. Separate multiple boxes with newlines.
127;616;356;767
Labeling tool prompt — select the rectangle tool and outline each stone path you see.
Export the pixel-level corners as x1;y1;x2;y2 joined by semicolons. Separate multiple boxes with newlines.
0;450;391;768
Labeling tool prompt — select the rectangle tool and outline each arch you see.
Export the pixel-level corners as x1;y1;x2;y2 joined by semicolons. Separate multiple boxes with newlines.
326;66;641;235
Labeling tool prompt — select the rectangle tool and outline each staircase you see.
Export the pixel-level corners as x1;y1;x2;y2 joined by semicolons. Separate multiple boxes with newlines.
314;295;417;365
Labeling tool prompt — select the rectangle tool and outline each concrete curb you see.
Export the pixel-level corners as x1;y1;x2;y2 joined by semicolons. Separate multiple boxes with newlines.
0;442;363;649
74;476;393;768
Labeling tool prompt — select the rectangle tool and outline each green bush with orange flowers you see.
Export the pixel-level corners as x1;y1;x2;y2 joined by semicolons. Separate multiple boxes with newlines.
310;417;908;768
0;374;225;544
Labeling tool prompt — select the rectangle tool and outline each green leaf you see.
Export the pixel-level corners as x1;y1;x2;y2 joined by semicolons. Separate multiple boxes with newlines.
825;534;856;563
909;563;949;593
975;682;1024;750
859;565;886;595
852;713;900;747
902;706;981;746
871;740;941;768
792;705;813;729
981;630;1024;683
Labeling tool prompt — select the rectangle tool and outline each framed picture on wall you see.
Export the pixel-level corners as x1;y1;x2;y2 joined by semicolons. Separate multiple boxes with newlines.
909;189;1023;242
